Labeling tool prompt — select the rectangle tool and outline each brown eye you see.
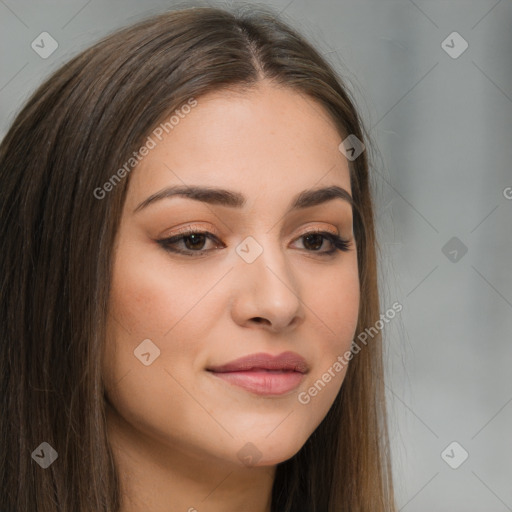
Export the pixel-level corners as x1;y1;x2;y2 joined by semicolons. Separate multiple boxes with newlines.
302;233;324;251
182;233;207;250
157;230;224;257
295;231;351;255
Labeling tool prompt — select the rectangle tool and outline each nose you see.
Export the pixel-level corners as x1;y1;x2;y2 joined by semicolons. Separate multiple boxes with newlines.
229;237;305;333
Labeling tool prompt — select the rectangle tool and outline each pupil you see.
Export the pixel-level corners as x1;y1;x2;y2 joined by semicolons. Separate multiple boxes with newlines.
304;234;322;250
185;234;206;250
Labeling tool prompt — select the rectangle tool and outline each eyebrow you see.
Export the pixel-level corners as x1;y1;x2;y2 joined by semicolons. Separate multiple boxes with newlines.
133;184;353;213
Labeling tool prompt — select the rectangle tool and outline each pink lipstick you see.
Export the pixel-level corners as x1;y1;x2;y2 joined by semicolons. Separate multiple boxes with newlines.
207;351;308;396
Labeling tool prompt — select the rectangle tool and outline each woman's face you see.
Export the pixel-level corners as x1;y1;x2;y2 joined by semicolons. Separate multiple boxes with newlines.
103;81;360;468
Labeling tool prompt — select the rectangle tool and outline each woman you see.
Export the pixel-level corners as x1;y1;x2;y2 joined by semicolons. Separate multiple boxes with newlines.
0;5;396;511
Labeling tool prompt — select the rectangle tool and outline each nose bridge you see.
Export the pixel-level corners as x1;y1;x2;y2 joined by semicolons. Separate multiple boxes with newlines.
230;232;304;330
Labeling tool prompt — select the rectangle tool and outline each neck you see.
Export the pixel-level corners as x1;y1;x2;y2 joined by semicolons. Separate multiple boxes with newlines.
106;403;276;512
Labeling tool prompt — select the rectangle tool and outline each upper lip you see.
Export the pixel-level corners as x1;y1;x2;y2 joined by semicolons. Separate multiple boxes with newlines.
207;351;309;374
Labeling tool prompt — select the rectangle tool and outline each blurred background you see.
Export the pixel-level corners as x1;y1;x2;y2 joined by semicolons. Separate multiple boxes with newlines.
1;0;511;510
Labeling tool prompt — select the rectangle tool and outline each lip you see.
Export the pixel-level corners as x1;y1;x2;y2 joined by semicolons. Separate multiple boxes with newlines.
206;351;308;396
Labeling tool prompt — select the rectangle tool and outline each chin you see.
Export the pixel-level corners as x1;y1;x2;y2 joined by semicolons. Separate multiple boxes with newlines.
233;432;308;468
256;451;301;467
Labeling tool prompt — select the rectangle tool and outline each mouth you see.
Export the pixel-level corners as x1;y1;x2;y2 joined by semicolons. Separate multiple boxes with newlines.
206;351;308;396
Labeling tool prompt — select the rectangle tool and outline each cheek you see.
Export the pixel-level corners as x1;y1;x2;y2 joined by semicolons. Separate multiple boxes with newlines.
108;246;202;337
307;258;360;351
296;260;359;418
102;247;186;403
102;249;211;447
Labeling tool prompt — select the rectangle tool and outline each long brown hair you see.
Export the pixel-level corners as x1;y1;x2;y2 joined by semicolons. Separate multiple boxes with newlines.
0;5;395;511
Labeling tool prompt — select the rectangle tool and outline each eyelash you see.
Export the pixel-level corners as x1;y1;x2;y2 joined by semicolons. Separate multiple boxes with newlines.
156;227;351;258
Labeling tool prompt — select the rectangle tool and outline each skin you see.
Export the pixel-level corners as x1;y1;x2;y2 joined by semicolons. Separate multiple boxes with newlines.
103;80;360;512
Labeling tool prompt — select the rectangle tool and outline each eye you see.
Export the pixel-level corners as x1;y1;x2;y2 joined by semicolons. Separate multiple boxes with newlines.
293;229;351;255
157;228;224;257
156;227;352;257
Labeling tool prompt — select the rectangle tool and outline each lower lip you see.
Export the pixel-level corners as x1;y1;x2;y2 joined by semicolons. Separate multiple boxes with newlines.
208;370;304;396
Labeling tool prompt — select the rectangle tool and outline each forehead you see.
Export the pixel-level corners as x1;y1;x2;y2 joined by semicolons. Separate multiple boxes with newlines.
125;82;352;211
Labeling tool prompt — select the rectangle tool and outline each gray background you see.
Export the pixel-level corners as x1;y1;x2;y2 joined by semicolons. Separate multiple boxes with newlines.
1;0;511;510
